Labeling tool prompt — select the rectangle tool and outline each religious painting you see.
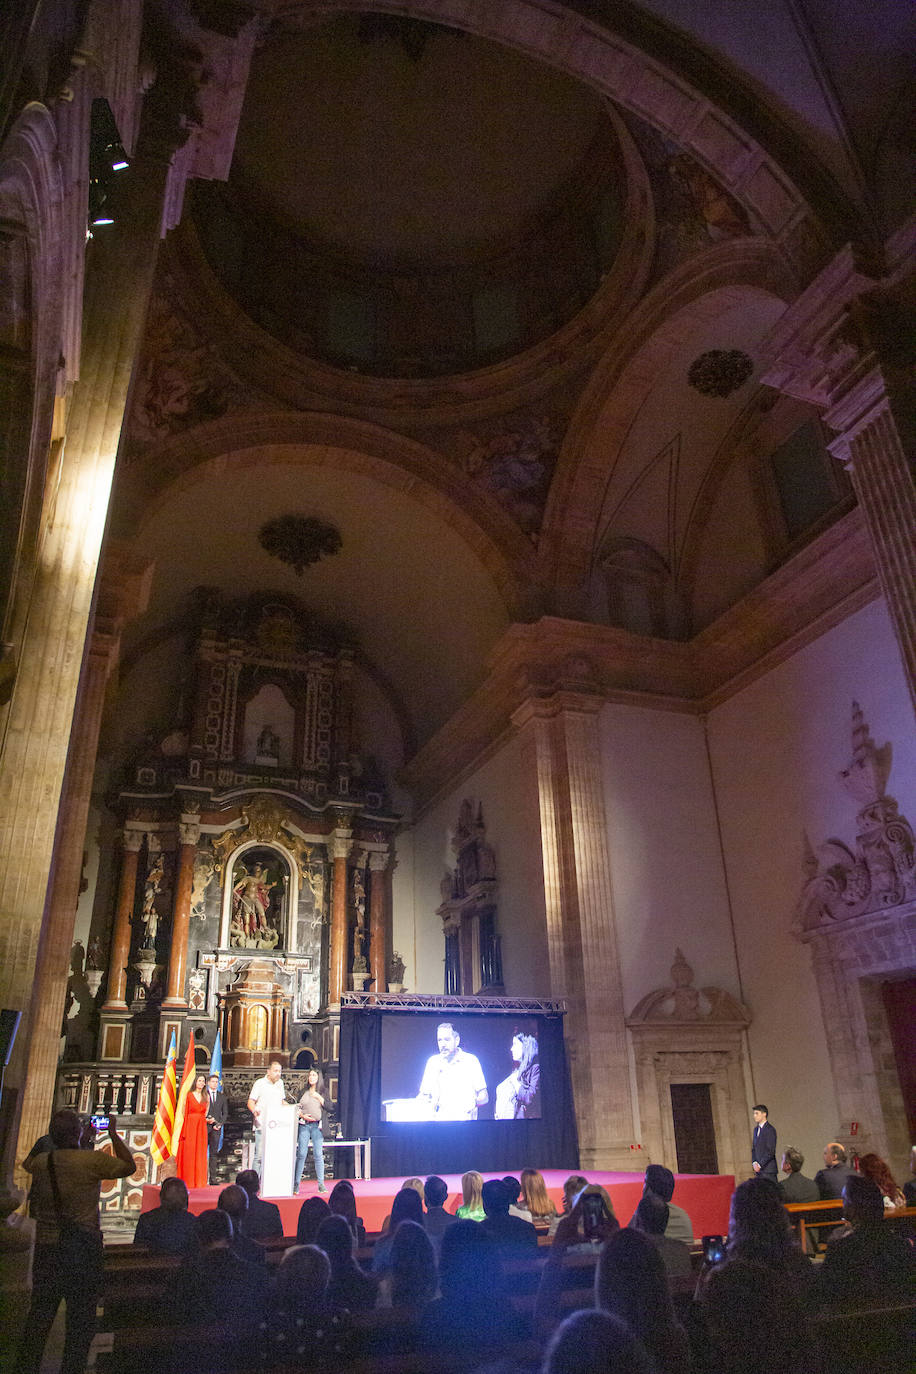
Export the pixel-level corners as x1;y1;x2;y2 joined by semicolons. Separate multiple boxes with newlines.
228;847;289;949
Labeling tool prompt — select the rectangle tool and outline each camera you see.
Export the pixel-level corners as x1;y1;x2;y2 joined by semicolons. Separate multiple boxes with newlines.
702;1234;726;1264
89;1113;110;1131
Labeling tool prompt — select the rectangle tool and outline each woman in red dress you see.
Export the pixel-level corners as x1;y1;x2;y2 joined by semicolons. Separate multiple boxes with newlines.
176;1071;209;1188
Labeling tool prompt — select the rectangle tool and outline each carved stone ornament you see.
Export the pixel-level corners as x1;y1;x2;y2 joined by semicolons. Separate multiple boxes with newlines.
793;702;916;936
258;514;342;575
627;948;750;1025
687;348;754;398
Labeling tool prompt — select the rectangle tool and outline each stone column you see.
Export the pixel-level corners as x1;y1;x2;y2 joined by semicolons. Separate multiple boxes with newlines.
328;827;352;1006
761;228;916;716
103;829;145;1012
163;816;201;1010
368;849;389;996
512;690;637;1169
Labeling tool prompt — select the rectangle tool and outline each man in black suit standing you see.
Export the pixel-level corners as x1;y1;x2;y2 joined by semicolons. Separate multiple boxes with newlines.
205;1073;228;1183
751;1103;777;1179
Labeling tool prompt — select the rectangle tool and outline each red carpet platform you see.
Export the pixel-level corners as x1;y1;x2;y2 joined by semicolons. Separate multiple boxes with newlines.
141;1169;733;1238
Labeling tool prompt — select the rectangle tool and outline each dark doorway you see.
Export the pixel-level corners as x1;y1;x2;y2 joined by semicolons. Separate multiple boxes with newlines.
881;977;916;1142
670;1082;719;1173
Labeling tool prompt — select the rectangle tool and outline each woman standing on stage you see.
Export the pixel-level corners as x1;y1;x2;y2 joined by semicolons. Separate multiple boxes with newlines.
294;1068;327;1193
176;1071;209;1189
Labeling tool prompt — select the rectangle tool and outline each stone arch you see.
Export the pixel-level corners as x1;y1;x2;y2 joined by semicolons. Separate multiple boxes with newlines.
116;410;538;619
307;0;847;258
0;102;66;645
539;237;795;597
594;535;683;640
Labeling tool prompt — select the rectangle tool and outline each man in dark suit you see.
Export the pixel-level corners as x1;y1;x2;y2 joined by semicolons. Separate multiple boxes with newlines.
478;1179;538;1256
751;1103;777;1179
133;1177;198;1255
236;1168;283;1240
778;1147;819;1203
205;1073;228;1183
814;1141;856;1199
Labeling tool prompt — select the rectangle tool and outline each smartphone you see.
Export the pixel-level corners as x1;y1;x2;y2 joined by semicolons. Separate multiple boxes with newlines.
89;1113;110;1131
702;1234;725;1264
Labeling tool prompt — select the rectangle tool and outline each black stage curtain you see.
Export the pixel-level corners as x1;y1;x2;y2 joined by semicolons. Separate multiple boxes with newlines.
339;1010;579;1178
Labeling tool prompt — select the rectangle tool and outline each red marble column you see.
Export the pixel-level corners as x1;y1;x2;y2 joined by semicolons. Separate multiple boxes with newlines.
162;818;199;1008
328;829;352;1006
368;849;389;997
103;829;144;1010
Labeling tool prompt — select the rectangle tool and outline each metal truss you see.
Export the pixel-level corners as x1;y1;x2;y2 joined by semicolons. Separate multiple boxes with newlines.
340;992;565;1015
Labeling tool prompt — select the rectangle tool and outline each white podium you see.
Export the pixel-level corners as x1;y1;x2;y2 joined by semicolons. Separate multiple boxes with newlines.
261;1100;297;1196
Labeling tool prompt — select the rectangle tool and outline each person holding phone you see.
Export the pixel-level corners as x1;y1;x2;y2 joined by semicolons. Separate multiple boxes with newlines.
534;1185;619;1338
16;1110;135;1374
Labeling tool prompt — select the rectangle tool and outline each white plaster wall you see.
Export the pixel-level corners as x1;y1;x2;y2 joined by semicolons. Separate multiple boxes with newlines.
599;704;741;1011
403;729;549;997
707;597;916;1170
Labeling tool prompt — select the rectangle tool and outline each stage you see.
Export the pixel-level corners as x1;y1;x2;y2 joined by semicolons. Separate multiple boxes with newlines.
141;1169;733;1238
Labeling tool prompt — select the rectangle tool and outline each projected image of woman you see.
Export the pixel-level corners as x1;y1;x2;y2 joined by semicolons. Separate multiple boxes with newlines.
494;1032;540;1119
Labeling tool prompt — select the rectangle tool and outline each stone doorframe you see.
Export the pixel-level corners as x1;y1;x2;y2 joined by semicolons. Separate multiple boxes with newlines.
804;901;916;1173
627;950;752;1180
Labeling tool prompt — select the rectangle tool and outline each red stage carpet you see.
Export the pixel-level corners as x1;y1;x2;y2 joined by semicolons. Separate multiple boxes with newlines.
141;1169;733;1238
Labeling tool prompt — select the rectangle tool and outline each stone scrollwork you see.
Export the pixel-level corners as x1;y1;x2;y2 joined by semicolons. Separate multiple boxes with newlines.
793;702;916;936
628;948;750;1025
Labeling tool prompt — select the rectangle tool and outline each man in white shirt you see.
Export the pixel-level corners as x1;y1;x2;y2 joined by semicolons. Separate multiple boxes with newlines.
246;1059;286;1176
418;1022;488;1120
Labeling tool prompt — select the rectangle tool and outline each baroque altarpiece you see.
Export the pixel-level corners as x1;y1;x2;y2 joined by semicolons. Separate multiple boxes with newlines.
62;594;398;1163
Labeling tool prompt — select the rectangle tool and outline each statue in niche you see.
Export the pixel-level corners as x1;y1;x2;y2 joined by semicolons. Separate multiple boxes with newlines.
255;723;280;765
140;852;165;948
191;852;216;920
352;865;367;973
231;859;281;949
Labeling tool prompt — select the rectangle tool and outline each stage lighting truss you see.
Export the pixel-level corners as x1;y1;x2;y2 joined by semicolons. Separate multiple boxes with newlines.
341;991;566;1015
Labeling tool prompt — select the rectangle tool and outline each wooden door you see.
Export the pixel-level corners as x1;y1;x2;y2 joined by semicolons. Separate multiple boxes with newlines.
670;1082;719;1173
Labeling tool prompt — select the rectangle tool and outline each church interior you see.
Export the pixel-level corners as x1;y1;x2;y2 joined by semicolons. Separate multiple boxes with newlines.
1;0;915;1221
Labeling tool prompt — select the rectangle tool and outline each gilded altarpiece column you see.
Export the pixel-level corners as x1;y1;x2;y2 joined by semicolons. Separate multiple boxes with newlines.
328;826;352;1007
368;848;389;998
513;691;636;1168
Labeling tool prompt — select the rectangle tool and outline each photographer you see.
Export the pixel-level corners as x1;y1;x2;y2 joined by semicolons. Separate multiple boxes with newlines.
534;1185;619;1339
15;1110;135;1374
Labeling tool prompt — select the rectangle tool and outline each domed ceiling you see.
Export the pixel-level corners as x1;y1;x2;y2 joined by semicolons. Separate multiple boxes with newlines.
193;15;627;376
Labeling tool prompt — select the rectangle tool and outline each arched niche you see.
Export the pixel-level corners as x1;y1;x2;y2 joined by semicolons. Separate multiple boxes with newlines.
219;840;299;951
241;683;295;767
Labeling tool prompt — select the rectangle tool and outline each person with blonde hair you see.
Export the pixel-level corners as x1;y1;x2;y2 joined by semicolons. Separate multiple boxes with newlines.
521;1167;558;1225
455;1170;485;1220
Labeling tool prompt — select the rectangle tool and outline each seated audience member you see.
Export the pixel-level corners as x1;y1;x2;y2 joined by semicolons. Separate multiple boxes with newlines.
217;1183;265;1264
818;1174;915;1303
235;1168;283;1238
316;1213;377;1312
380;1177;424;1233
719;1178;812;1290
133;1176;198;1256
628;1163;694;1244
296;1193;331;1245
372;1184;424;1271
596;1227;691;1373
454;1169;485;1220
777;1147;819;1203
536;1187;620;1337
380;1219;437;1312
274;1242;331;1322
503;1174;532;1221
814;1141;855;1199
904;1144;916;1205
423;1175;457;1256
630;1191;692;1279
167;1208;270;1339
521;1167;558;1226
551;1173;589;1235
542;1310;654;1374
698;1259;815;1374
857;1151;907;1208
328;1179;367;1246
479;1177;539;1254
421;1219;525;1354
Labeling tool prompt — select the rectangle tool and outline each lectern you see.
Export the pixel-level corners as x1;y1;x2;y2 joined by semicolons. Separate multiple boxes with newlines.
260;1100;297;1196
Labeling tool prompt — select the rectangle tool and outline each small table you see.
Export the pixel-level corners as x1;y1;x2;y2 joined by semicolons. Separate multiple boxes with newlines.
321;1138;372;1180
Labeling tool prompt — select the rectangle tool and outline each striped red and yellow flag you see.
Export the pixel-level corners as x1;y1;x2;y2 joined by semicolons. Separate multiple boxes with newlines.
150;1031;177;1166
170;1033;197;1155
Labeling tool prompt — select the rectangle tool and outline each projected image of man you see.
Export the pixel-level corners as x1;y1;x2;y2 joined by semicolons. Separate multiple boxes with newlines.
418;1022;488;1119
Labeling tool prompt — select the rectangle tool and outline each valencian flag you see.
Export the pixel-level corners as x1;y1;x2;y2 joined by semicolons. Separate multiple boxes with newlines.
171;1033;197;1154
150;1031;177;1166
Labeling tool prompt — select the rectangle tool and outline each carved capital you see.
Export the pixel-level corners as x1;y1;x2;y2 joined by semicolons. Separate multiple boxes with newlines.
122;828;144;853
331;831;352;863
368;849;390;873
178;820;201;847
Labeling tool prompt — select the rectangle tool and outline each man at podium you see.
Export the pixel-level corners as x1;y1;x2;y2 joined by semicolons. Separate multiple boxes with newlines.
246;1059;287;1176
